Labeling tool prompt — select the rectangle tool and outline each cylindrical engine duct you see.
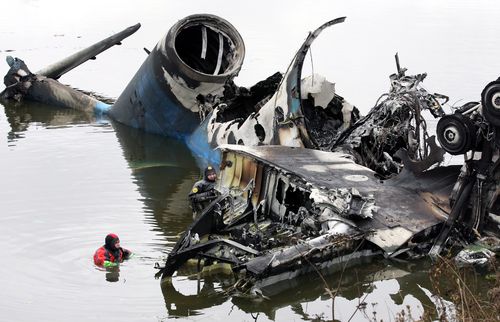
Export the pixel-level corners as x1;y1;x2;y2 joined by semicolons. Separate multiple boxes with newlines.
109;14;245;139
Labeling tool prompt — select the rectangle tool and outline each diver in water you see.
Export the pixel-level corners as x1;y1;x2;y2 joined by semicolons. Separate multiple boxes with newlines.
93;233;131;267
188;165;219;217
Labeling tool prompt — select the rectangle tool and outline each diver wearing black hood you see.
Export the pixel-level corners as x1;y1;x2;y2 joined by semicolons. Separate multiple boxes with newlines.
93;233;131;267
188;165;219;217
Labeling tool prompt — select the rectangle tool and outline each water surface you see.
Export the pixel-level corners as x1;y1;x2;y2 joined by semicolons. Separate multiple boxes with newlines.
1;1;499;321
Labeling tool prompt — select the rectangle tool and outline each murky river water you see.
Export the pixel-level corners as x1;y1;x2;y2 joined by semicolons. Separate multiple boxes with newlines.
1;1;500;321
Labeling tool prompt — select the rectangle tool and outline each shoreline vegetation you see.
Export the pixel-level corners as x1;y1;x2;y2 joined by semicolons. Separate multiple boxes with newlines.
308;253;499;321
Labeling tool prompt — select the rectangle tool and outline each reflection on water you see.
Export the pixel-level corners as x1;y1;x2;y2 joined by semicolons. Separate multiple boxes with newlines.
105;265;121;283
3;99;202;248
0;100;173;321
162;277;231;316
160;255;442;321
91;265;122;283
112;120;201;246
3;100;96;142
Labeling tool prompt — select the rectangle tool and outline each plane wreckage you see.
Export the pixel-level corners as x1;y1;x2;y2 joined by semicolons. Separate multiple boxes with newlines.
1;15;499;291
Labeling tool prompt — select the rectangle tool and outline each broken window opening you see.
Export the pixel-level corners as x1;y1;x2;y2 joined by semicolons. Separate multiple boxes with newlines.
254;124;265;142
175;25;232;75
227;131;236;144
283;184;312;214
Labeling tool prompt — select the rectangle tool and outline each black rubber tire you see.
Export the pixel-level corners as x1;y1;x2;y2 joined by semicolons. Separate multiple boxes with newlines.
481;81;500;127
436;113;476;155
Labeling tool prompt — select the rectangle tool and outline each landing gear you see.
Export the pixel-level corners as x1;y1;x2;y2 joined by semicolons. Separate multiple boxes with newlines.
437;113;476;155
481;80;500;127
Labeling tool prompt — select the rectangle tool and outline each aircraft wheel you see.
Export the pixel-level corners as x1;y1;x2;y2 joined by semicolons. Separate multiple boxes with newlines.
437;114;476;155
481;81;500;127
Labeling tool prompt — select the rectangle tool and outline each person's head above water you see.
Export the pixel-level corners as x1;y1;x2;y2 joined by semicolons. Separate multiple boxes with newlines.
105;233;120;251
94;233;131;269
204;165;217;182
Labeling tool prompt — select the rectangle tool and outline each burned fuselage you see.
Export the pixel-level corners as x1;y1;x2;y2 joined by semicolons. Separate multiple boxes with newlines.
156;145;461;290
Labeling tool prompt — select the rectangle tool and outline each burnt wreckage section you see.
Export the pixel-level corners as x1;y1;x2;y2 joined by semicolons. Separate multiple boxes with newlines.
0;14;499;289
330;70;447;178
0;24;142;113
158;45;500;290
213;72;361;149
429;79;500;256
155;144;462;291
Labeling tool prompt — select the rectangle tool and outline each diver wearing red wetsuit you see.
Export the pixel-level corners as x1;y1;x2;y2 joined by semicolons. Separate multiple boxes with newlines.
93;233;131;267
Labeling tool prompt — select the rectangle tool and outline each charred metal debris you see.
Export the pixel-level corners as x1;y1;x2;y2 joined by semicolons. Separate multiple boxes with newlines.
0;24;141;113
155;25;500;290
330;69;447;179
1;15;499;291
176;65;500;288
